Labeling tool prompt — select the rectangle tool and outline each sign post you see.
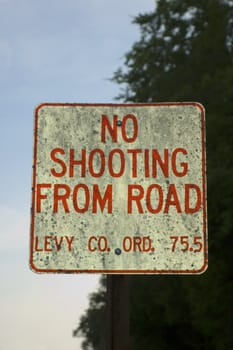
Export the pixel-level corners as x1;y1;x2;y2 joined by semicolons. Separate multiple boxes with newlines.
106;275;130;350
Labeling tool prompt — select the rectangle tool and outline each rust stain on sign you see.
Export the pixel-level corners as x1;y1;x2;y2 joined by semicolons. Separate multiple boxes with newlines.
30;102;208;274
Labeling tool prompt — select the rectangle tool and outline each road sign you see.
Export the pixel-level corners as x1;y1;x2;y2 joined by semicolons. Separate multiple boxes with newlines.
30;102;207;274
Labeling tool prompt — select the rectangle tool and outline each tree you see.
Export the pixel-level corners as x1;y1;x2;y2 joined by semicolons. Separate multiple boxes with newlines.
73;276;107;350
74;1;233;348
113;0;233;105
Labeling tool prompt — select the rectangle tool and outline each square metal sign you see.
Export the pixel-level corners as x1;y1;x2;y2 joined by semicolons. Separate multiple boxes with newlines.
30;103;208;274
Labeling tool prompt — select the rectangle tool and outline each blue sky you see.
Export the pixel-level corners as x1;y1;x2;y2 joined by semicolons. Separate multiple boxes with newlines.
0;0;155;349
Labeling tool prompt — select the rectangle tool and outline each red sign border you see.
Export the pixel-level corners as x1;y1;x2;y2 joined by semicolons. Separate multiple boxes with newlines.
30;102;208;274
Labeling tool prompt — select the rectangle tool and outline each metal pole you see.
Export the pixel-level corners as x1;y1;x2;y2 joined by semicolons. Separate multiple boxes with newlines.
106;275;130;350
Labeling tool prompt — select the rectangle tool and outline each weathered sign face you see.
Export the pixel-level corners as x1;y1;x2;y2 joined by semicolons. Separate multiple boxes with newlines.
30;103;207;274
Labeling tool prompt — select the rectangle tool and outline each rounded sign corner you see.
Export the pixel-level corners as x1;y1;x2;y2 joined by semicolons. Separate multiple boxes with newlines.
192;260;208;275
191;102;205;115
35;102;49;115
199;260;208;275
29;259;42;274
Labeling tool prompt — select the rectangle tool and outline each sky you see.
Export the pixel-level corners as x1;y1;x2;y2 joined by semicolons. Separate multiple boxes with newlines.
0;0;156;349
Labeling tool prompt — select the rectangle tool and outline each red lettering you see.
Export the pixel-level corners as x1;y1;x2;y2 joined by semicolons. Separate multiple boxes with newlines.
108;149;125;177
152;149;169;177
69;149;86;177
88;236;97;252
65;236;74;251
172;148;188;177
50;148;67;177
54;236;63;250
44;236;52;252
185;184;201;213
144;149;150;177
164;184;182;213
134;236;143;252
101;115;118;142
92;184;112;213
36;183;52;212
128;184;144;213
73;184;90;213
121;114;138;142
88;148;105;177
98;236;109;252
146;184;163;214
53;184;70;213
122;236;132;252
127;149;142;177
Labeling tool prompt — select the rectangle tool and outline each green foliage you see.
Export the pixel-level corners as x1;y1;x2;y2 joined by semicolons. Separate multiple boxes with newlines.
73;276;106;349
113;0;233;105
75;1;233;349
